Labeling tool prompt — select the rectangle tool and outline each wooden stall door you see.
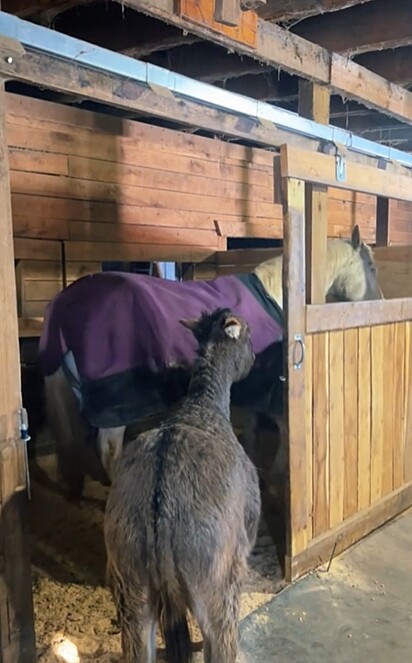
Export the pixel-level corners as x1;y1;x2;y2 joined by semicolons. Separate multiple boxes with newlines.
0;88;36;662
281;145;412;582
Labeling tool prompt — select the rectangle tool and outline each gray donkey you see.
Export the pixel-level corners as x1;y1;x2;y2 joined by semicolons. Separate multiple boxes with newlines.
104;307;261;663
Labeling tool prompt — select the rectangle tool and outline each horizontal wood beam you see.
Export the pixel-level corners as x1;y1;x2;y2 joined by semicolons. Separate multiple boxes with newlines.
355;47;412;87
224;55;412;108
293;0;412;56
0;44;322;151
306;299;412;333
330;53;412;127
280;144;412;202
116;0;412;125
256;0;373;22
118;0;331;82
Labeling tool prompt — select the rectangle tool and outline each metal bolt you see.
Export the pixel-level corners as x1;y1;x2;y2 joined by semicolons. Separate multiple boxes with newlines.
6;56;13;64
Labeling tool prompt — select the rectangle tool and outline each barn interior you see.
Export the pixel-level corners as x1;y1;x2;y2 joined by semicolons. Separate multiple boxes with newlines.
1;0;412;661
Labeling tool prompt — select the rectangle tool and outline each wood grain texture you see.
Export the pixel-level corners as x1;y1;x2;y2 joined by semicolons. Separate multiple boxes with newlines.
343;328;359;518
312;332;330;538
328;330;344;527
0;85;36;663
370;325;385;503
357;326;372;511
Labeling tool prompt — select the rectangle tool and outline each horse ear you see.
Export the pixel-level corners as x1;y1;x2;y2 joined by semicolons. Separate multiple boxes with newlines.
223;317;242;340
351;224;361;250
179;318;198;331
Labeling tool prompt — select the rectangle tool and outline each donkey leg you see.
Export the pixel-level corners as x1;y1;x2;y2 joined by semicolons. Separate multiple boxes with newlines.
44;367;88;499
109;566;156;663
97;426;126;481
195;565;243;663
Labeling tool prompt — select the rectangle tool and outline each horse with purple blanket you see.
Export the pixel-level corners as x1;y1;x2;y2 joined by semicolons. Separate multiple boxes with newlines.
39;226;383;499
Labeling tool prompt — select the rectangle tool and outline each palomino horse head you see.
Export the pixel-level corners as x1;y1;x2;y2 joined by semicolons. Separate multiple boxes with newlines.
253;224;383;308
327;225;383;302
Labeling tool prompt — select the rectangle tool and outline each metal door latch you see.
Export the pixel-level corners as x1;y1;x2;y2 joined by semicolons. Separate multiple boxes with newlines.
292;334;305;370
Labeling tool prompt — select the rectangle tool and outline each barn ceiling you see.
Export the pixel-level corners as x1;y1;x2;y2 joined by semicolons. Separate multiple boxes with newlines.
3;0;412;151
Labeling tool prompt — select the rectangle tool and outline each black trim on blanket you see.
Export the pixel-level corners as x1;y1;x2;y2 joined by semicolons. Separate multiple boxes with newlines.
235;273;284;329
79;273;285;429
82;365;191;428
81;344;284;429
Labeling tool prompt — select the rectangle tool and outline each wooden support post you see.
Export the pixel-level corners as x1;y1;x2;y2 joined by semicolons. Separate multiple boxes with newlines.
298;81;330;305
375;197;390;246
279;156;309;579
0;81;36;662
214;0;241;26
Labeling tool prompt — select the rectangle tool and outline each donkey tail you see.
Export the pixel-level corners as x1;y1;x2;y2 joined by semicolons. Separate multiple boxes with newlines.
159;590;192;663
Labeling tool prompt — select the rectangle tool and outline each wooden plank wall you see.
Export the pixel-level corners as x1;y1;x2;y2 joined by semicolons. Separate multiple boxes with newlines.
389;200;412;246
7;91;412;251
374;245;412;299
7;92;281;258
7;91;412;319
15;260;100;318
304;321;412;550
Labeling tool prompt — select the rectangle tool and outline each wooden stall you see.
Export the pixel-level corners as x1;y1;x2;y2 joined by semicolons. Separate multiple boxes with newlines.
2;0;412;656
184;149;412;584
277;144;412;581
8;93;412;585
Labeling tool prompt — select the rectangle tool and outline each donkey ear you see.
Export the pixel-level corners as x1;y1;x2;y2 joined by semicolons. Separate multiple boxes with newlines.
223;317;242;340
351;224;361;250
179;318;198;331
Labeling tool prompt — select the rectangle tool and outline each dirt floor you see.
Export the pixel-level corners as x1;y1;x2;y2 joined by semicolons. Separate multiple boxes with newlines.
30;451;284;662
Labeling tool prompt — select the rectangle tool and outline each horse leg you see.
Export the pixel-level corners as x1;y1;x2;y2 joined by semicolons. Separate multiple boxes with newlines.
44;367;88;499
97;426;126;481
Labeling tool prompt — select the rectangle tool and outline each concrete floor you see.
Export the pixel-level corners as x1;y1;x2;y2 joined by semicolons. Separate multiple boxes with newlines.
238;509;412;663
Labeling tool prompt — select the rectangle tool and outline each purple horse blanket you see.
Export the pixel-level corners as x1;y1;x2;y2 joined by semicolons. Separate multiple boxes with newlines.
39;271;283;427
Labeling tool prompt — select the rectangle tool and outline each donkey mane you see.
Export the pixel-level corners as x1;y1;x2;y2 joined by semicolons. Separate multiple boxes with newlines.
254;236;376;308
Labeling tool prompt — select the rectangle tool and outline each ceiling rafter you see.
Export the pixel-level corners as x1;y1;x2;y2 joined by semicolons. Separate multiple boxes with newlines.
256;0;374;23
220;71;298;100
146;43;272;82
48;3;200;56
113;0;412;128
292;0;412;56
2;0;91;19
355;47;412;87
